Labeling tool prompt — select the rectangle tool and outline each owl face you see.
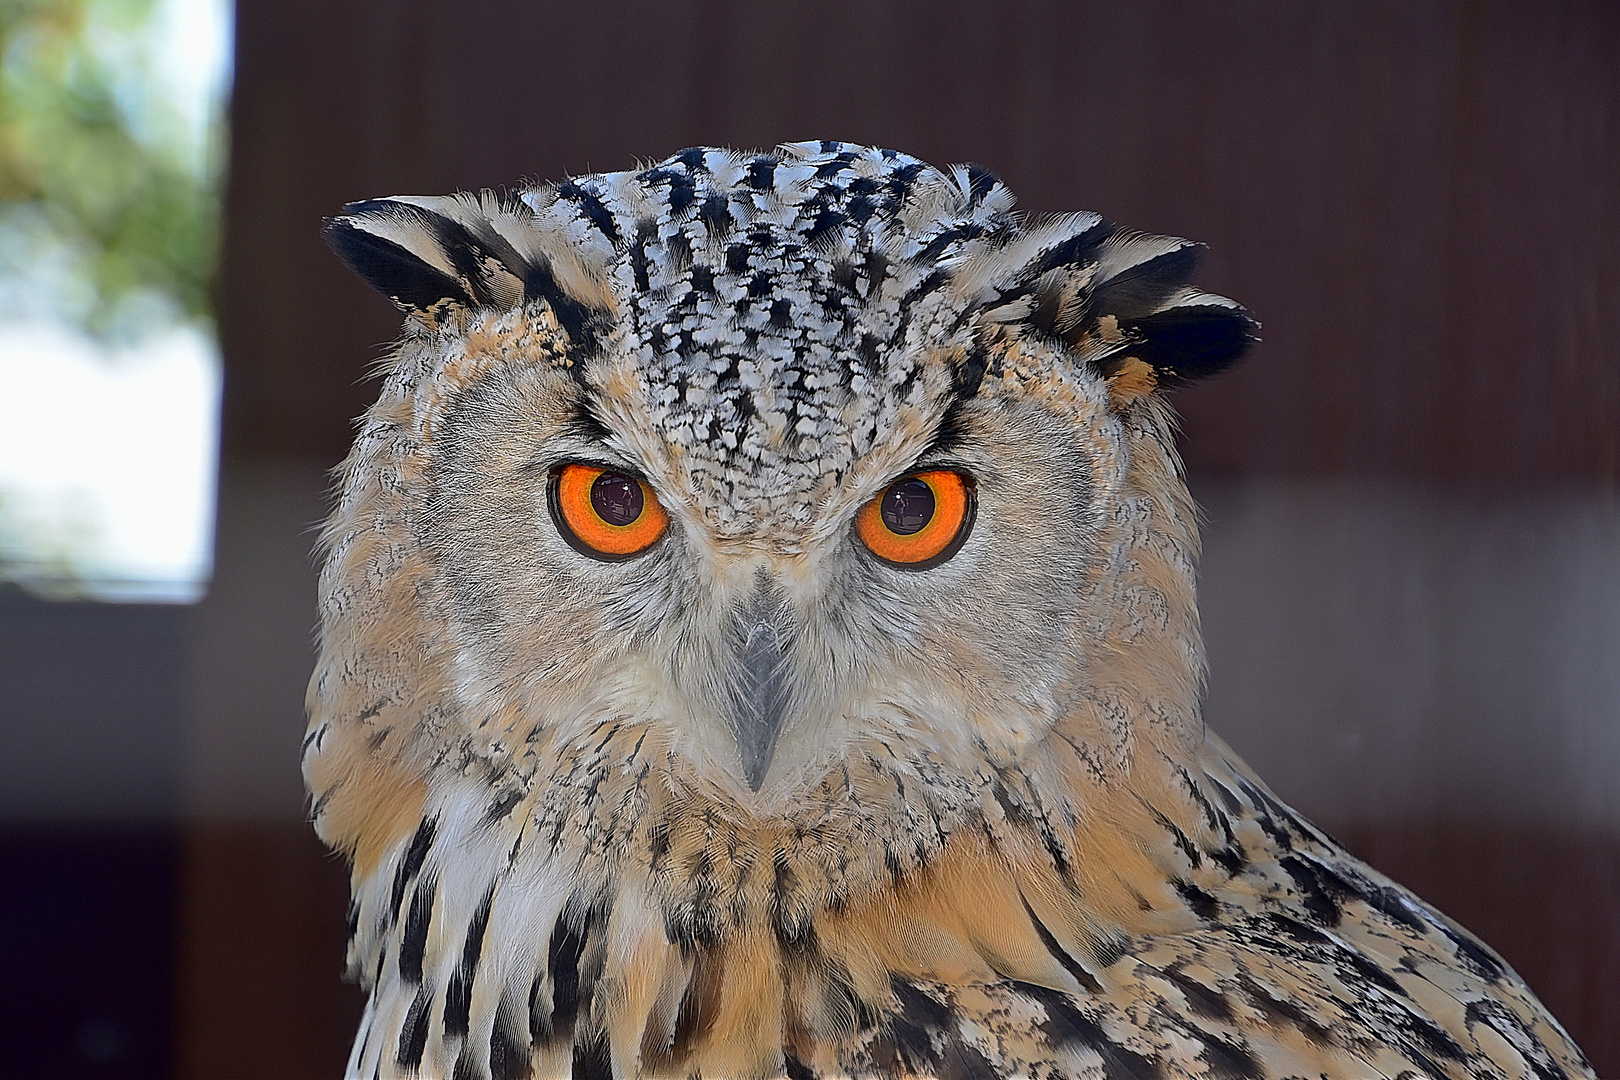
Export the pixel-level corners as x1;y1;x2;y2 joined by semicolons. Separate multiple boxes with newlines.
418;342;1121;800
319;142;1252;817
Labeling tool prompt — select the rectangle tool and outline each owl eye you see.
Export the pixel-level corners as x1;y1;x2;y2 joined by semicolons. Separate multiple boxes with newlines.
856;470;976;570
550;463;669;560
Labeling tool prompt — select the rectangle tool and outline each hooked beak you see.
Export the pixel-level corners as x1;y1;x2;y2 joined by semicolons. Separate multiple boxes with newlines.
730;573;795;791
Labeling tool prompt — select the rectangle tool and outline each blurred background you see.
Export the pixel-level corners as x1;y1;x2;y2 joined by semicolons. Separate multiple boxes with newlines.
0;0;1614;1076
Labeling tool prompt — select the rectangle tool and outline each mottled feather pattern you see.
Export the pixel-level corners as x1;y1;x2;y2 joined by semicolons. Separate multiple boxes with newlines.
307;143;1591;1078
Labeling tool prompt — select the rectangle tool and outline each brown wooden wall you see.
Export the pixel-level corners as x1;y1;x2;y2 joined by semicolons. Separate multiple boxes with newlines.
184;1;1620;1075
220;0;1618;483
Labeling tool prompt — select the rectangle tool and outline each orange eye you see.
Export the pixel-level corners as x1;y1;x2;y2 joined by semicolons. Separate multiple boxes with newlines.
855;469;975;570
549;463;669;560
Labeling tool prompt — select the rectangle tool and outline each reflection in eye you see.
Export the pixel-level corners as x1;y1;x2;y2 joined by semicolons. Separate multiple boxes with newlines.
879;478;935;535
590;472;645;527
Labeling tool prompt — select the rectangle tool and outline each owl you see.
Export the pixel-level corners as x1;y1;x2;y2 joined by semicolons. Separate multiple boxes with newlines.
305;142;1593;1080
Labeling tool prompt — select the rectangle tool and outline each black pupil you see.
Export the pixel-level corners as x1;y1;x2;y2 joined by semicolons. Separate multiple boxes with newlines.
880;478;935;535
591;472;644;526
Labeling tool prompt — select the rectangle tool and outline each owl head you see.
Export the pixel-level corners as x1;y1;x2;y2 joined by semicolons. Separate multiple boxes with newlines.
306;142;1253;920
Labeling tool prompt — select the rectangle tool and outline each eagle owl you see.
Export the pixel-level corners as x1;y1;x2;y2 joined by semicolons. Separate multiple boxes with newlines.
306;142;1592;1080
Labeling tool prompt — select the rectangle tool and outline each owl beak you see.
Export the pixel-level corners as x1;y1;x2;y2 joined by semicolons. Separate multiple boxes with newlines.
730;574;795;791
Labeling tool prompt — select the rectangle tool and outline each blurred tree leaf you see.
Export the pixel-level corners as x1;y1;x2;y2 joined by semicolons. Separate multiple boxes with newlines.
0;0;221;333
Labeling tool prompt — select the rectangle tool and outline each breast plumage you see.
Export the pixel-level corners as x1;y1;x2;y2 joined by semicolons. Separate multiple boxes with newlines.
304;142;1593;1080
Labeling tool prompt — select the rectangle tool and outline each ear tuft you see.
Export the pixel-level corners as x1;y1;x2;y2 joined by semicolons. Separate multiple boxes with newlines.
323;208;475;319
984;216;1259;393
1123;288;1256;385
324;193;571;324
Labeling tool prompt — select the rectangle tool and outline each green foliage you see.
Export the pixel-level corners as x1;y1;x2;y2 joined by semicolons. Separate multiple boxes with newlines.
0;0;222;332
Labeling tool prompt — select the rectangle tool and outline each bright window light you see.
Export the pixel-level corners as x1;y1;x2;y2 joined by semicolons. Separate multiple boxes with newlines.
0;321;219;600
0;0;232;602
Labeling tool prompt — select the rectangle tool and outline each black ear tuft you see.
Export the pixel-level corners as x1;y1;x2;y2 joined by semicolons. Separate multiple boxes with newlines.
1086;241;1203;324
324;193;616;349
1127;291;1258;386
322;196;529;319
323;214;474;315
1081;232;1257;386
999;218;1258;388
